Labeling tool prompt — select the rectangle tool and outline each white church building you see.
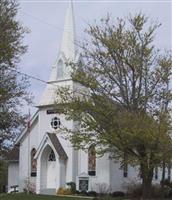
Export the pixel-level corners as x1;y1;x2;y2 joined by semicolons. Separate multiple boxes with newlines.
8;2;165;195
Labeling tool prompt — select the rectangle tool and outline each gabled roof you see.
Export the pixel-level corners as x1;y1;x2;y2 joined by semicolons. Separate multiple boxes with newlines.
35;132;68;161
47;133;68;160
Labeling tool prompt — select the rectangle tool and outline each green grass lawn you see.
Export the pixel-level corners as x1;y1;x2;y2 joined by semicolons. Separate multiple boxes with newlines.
0;193;94;200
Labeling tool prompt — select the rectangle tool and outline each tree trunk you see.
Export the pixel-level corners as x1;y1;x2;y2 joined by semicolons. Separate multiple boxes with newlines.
142;175;153;200
140;163;154;200
161;160;166;198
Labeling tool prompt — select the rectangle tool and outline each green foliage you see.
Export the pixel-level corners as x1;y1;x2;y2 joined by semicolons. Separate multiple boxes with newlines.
0;0;30;157
124;182;142;198
0;193;89;200
161;179;172;189
66;182;76;194
56;187;72;195
56;13;172;199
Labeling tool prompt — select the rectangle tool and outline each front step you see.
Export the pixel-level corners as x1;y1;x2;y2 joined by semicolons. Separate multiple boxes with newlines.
40;188;56;195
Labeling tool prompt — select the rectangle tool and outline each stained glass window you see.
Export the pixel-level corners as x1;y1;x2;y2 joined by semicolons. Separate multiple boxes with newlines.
31;148;37;177
88;145;96;176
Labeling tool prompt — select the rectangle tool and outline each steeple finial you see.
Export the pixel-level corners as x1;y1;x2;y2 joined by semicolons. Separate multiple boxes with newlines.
60;0;76;60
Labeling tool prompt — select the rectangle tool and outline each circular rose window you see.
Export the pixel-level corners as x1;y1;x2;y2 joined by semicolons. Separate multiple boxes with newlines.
51;117;61;129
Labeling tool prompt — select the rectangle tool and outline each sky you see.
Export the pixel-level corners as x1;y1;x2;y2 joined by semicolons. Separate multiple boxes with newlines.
17;0;172;114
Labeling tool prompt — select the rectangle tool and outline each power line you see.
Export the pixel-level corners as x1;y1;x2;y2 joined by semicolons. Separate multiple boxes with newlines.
7;67;72;86
12;7;84;85
9;68;48;84
21;11;64;31
20;10;83;44
20;10;83;61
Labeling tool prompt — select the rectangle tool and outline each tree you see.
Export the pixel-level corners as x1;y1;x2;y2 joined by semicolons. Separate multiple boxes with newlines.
56;14;172;199
0;0;30;157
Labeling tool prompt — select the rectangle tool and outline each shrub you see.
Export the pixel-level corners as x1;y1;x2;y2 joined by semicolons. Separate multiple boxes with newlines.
151;184;172;198
23;179;36;194
161;179;172;189
56;187;72;195
80;190;88;196
111;191;125;197
75;190;80;194
125;182;142;198
125;180;172;199
167;189;172;198
151;184;162;198
66;182;76;194
93;196;113;200
87;190;98;197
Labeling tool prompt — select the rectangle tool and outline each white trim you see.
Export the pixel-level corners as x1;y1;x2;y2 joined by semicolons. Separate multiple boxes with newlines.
34;133;60;160
34;134;49;159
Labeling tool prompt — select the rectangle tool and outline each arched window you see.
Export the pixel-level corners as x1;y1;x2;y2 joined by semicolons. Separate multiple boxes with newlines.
88;145;96;176
31;148;37;177
57;59;64;79
48;150;56;161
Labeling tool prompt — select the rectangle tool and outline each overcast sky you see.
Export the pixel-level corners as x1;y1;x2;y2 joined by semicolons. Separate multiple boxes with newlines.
17;0;172;114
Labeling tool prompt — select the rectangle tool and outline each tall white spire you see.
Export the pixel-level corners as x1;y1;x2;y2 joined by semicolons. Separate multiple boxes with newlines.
48;0;76;83
60;0;76;60
38;1;77;107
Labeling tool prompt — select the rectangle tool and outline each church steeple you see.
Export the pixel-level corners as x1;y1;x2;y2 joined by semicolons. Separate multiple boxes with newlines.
38;1;77;107
60;0;76;60
48;0;76;82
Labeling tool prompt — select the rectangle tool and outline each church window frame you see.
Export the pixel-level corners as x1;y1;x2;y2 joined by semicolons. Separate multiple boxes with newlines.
57;59;64;79
51;117;61;130
79;178;89;191
30;148;37;177
88;144;96;176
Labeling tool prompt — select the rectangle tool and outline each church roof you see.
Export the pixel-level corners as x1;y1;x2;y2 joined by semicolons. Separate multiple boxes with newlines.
35;132;68;161
47;133;68;160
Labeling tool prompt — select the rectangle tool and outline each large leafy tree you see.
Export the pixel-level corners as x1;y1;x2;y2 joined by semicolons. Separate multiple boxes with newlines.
0;0;30;157
56;14;172;199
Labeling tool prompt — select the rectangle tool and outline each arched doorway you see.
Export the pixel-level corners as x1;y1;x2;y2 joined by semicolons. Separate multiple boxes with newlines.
40;145;58;190
47;150;56;188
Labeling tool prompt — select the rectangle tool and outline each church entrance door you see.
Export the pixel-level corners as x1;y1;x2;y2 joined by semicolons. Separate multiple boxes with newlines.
47;150;56;188
40;145;58;193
